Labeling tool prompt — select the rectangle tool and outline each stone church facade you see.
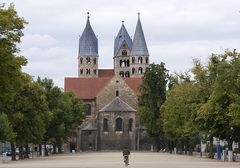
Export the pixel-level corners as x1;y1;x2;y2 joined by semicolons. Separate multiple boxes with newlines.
65;13;151;151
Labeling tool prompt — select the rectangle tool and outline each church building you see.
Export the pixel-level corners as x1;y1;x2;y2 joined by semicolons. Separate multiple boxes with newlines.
64;13;151;151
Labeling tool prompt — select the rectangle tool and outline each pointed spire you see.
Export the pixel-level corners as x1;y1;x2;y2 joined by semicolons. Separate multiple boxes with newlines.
130;13;149;56
79;12;98;57
114;21;133;56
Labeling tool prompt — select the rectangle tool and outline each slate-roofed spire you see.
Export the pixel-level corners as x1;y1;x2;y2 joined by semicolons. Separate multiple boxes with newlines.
131;13;149;56
79;12;98;57
114;21;133;56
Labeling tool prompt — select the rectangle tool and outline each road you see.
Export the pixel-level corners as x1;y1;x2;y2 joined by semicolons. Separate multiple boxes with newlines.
1;152;239;168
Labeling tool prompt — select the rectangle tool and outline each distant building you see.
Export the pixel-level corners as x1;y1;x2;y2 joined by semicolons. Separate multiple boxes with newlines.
64;13;151;151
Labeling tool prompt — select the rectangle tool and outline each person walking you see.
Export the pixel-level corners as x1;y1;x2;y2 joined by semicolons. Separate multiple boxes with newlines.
122;147;130;166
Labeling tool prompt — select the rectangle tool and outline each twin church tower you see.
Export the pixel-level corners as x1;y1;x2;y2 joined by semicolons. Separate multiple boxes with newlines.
78;13;149;78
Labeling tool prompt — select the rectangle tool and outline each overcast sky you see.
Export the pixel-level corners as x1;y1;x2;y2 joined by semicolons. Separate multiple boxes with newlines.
4;0;240;88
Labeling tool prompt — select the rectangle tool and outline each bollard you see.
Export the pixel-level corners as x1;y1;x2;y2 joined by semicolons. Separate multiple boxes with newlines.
222;150;226;161
174;147;177;154
228;150;233;162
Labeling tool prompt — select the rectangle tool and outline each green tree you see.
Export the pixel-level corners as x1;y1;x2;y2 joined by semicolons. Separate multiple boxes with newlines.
11;76;49;159
0;112;15;142
138;63;168;150
162;77;201;154
0;3;27;111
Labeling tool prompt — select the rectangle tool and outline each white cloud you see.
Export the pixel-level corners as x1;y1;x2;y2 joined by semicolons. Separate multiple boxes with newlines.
4;0;240;88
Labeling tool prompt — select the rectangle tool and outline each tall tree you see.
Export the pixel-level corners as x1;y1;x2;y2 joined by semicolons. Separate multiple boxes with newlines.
138;63;168;150
0;112;15;142
0;3;27;111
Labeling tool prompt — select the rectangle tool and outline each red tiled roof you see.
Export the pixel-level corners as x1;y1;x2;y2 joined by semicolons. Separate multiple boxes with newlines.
65;76;143;100
65;77;112;99
123;78;142;94
98;69;114;77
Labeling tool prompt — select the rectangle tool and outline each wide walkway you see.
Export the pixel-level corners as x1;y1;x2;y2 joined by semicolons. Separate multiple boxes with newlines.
1;152;239;168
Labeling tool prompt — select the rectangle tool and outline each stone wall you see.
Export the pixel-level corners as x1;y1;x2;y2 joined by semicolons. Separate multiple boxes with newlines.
96;76;138;111
98;111;136;150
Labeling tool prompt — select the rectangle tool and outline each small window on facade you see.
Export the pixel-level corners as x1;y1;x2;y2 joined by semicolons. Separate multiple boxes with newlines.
132;68;135;75
80;57;83;64
86;69;91;75
122;50;127;56
89;131;92;135
80;69;83;74
125;71;130;78
116;90;119;96
146;57;148;64
93;58;96;64
93;69;97;75
86;57;91;64
132;57;135;64
126;60;130;67
138;57;143;64
138;67;143;74
119;71;124;77
120;60;123;67
129;119;133;132
85;104;91;116
103;118;108;132
116;117;123;131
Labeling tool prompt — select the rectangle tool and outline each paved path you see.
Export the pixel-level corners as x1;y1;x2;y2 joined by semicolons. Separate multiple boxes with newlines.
1;152;239;168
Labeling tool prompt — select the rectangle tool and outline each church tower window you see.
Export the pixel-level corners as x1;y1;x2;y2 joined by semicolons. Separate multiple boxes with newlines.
132;57;135;64
138;67;143;74
93;58;96;64
138;57;143;63
146;57;148;64
86;57;91;64
132;68;135;75
126;60;130;67
125;71;130;78
80;69;83;74
116;117;123;131
80;57;83;64
93;69;96;75
119;71;124;77
122;50;127;56
116;90;119;96
86;69;91;75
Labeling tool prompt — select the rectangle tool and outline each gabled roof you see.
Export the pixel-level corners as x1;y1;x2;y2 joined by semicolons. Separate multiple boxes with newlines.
130;14;149;56
99;97;136;112
79;15;98;57
114;22;133;56
65;77;112;99
123;78;142;94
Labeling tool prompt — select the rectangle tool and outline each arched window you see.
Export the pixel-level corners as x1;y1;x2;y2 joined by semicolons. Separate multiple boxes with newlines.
138;67;143;74
129;119;133;132
116;90;119;96
119;71;124;77
125;71;130;78
145;57;148;64
80;57;83;64
132;57;135;64
86;69;91;75
80;69;83;74
138;57;143;63
85;104;91;116
123;60;126;67
122;50;127;56
86;57;91;64
103;118;108;132
116;117;123;131
126;60;130;67
93;69;97;75
93;58;96;64
120;60;123;67
132;68;135;75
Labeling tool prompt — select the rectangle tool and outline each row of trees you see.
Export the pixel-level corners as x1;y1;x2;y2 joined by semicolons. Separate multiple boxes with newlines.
0;4;85;160
139;50;240;158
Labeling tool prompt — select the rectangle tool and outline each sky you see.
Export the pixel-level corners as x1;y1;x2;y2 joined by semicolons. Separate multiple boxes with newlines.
3;0;240;88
